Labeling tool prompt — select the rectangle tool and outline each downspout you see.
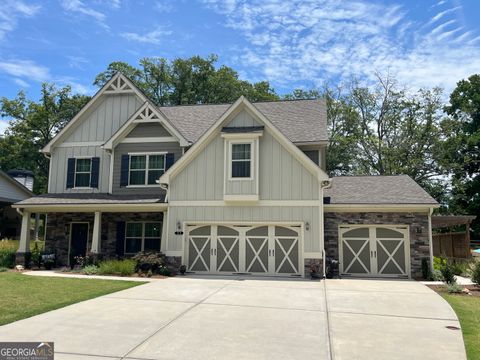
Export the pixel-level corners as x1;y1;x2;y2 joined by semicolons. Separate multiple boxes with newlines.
320;179;332;278
428;207;434;274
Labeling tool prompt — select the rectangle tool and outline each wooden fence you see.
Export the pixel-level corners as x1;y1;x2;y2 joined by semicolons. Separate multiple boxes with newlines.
432;232;471;259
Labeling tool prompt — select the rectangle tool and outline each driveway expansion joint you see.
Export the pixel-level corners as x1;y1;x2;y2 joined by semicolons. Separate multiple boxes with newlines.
329;309;460;322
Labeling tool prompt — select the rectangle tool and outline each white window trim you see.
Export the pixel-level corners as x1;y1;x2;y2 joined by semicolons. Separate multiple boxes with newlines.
73;156;93;189
227;140;254;181
127;152;167;187
125;221;163;254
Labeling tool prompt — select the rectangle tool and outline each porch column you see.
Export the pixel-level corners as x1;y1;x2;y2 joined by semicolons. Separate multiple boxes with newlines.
17;210;31;266
34;213;40;241
91;211;102;254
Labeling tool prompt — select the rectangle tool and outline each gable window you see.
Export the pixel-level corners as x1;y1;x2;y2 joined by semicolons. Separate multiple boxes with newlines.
125;222;162;254
129;153;165;186
75;158;92;187
231;143;252;178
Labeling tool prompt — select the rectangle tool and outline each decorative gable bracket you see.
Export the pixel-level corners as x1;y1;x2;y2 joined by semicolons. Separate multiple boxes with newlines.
104;75;135;94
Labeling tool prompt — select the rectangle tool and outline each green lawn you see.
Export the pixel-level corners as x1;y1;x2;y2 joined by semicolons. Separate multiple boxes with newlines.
0;272;143;326
442;294;480;360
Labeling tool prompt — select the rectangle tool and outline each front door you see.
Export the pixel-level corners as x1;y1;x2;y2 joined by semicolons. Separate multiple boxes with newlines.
70;223;89;266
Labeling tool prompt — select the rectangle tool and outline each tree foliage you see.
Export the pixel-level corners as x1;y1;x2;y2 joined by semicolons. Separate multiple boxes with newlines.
94;55;279;105
443;75;480;237
0;84;90;193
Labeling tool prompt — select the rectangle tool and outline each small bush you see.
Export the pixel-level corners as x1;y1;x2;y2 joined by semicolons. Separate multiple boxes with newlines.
0;248;16;268
31;242;42;268
433;256;446;270
450;261;466;276
98;259;136;276
471;261;480;286
446;283;463;293
421;258;431;280
157;265;171;277
440;263;456;284
83;265;99;275
133;252;166;274
0;267;8;272
431;269;444;281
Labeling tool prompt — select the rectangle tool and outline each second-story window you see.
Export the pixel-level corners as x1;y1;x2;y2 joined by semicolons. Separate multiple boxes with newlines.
129;154;165;186
231;143;251;178
75;158;92;187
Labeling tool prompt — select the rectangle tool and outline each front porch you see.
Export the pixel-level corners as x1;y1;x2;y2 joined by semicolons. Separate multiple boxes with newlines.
13;194;168;267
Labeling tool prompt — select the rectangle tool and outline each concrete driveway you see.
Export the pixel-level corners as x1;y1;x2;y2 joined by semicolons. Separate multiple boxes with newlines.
0;276;466;360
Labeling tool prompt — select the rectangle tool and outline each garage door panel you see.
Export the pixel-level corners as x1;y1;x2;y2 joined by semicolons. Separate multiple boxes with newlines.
245;237;269;273
274;237;299;275
340;226;409;278
188;236;211;272
217;237;240;272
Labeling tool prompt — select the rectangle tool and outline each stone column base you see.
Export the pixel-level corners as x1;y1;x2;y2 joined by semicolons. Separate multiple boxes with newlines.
16;252;31;268
304;258;324;279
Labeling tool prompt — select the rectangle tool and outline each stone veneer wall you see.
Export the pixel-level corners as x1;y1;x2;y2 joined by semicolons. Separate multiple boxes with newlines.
45;212;163;266
324;212;430;279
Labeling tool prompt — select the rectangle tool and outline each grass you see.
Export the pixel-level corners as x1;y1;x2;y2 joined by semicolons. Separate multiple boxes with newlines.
0;272;143;326
442;294;480;360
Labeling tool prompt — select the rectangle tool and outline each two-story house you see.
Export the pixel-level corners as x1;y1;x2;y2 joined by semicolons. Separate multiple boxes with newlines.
14;72;439;278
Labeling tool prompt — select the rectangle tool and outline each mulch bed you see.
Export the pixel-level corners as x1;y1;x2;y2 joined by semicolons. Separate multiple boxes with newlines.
427;284;480;297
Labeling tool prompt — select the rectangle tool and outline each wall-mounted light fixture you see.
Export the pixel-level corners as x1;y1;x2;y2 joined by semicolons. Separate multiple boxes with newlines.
174;221;183;235
305;222;310;231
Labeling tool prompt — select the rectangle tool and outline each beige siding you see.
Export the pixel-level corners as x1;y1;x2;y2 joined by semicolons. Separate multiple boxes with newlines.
64;94;142;143
112;142;183;195
49;146;110;193
169;128;319;201
126;123;171;138
225;110;261;127
166;205;320;253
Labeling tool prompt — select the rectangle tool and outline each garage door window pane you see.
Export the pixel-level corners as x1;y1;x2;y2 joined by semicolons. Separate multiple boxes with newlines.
343;228;369;238
376;228;403;238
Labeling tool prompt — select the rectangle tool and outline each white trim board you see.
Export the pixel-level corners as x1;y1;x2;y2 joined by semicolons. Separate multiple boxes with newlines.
168;200;319;206
121;137;177;144
324;204;438;213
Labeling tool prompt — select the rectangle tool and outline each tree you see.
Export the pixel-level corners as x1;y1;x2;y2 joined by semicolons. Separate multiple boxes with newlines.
444;74;480;237
0;84;90;193
94;55;279;106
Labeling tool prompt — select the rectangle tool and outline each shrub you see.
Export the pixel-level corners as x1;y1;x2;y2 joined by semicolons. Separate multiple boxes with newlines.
157;265;171;277
431;269;444;281
440;263;456;284
421;258;431;280
450;261;467;276
0;248;16;268
133;252;166;274
446;283;463;293
83;265;99;275
433;256;446;270
31;242;42;268
471;261;480;286
0;267;8;272
98;259;136;276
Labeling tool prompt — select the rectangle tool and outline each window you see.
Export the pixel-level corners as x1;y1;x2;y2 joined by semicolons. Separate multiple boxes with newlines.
129;154;165;186
125;222;162;254
231;143;251;178
75;158;91;187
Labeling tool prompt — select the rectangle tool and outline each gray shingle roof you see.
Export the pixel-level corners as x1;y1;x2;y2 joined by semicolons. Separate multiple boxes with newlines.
324;175;438;205
158;98;328;144
15;193;165;206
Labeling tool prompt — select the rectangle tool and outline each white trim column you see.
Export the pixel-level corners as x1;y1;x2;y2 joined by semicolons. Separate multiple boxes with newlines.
18;211;31;253
91;211;102;253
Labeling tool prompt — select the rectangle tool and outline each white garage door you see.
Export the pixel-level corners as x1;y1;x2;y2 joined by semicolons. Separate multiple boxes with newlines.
339;225;410;278
186;224;302;276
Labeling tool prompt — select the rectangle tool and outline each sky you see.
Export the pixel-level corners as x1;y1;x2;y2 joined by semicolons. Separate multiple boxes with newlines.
0;0;479;133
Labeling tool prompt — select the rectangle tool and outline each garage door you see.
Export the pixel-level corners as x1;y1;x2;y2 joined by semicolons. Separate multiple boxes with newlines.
186;224;301;276
339;225;410;278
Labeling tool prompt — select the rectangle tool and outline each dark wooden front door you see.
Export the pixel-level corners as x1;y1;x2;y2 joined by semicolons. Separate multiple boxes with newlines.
70;223;89;266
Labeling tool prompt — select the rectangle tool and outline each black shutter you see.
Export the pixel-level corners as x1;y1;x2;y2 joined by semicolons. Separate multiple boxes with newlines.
165;153;174;171
90;157;100;188
66;158;75;189
116;221;126;257
120;154;129;187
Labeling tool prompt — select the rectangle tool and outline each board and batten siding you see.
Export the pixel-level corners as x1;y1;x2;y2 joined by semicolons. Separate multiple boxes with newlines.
169;126;320;201
112;142;183;195
126;123;172;138
49;146;110;193
63;94;143;143
166;205;320;253
226;109;261;127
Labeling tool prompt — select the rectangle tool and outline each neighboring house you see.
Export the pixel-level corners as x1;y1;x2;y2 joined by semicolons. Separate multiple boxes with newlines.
0;170;33;239
13;73;439;278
